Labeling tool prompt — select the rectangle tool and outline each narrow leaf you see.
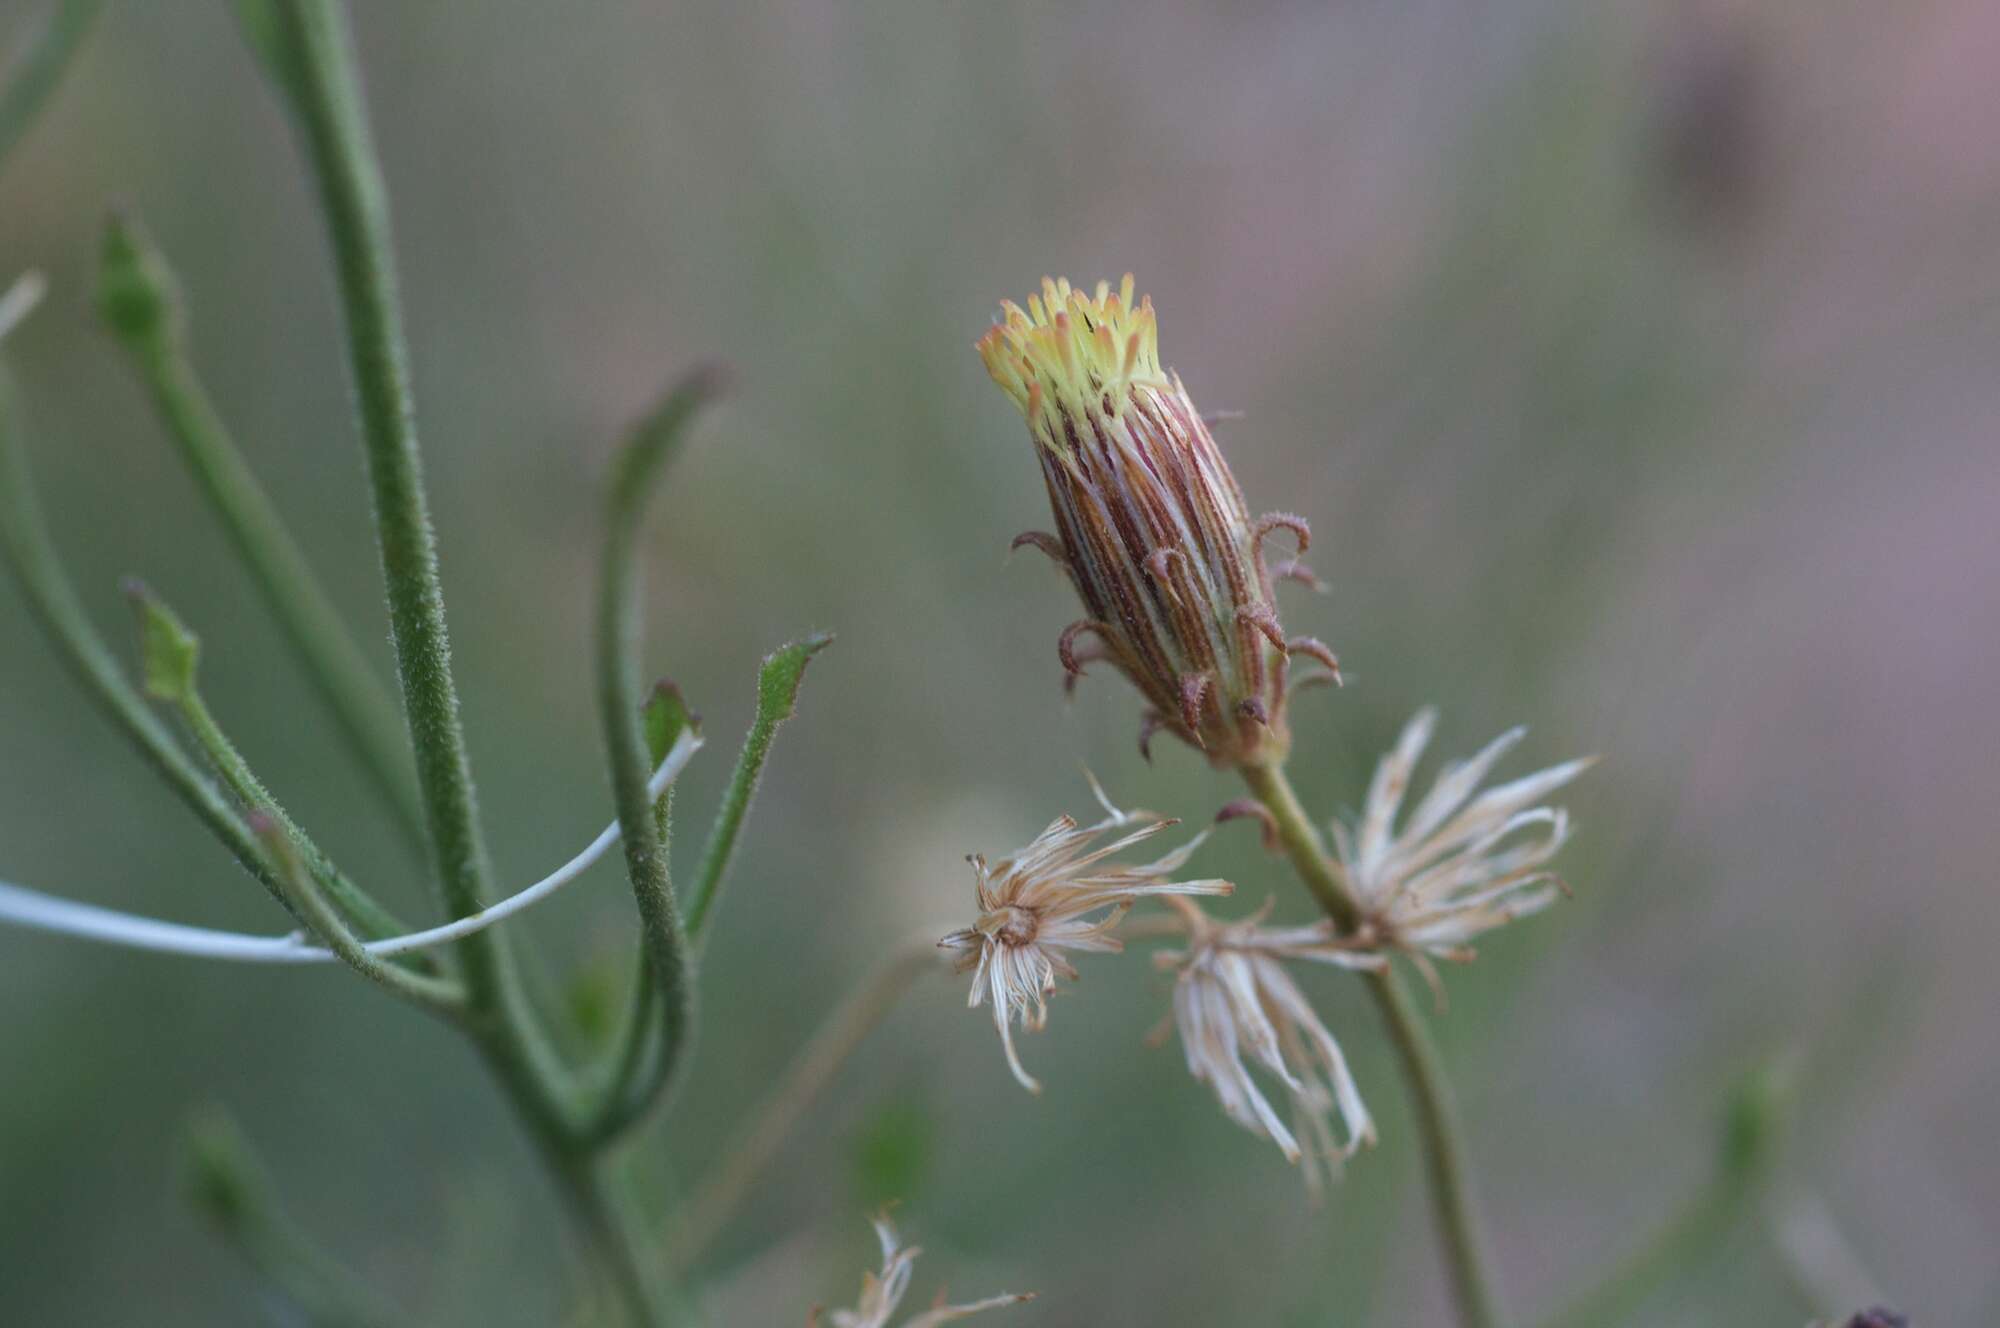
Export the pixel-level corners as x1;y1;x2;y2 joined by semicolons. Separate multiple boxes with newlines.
642;678;700;767
124;578;201;703
686;632;833;940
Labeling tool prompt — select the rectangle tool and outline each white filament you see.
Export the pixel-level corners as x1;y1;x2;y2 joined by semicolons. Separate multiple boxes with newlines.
0;729;701;964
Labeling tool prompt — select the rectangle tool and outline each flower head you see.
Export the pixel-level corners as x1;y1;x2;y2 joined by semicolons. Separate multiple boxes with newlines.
939;776;1232;1093
977;277;1339;768
1155;898;1382;1195
1334;709;1593;985
811;1212;1033;1328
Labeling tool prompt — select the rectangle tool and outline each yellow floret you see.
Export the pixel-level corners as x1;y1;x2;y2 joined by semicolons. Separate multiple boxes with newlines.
976;274;1169;452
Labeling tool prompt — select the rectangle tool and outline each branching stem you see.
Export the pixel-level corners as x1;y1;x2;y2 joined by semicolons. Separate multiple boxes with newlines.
98;215;428;855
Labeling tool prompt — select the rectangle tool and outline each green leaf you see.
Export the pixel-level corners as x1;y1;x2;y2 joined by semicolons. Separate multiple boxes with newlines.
124;578;201;702
685;632;833;940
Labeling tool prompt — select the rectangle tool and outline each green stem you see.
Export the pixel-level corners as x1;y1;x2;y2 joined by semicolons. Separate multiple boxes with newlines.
97;214;429;856
251;813;462;1012
185;1107;414;1328
1541;1177;1750;1328
0;369;295;916
0;0;102;174
183;681;413;943
685;633;832;942
249;5;648;1319
1369;959;1506;1328
122;580;415;945
257;0;493;959
1541;1060;1790;1328
592;633;830;1143
547;1152;669;1327
585;374;722;1148
1238;758;1508;1328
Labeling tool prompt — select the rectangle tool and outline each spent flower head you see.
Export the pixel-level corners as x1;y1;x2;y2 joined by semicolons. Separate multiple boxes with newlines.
1334;709;1594;990
939;775;1232;1093
977;276;1339;768
811;1212;1033;1328
1155;898;1381;1195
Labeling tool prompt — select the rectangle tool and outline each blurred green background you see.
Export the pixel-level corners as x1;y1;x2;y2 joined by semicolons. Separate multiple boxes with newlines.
3;2;1995;1323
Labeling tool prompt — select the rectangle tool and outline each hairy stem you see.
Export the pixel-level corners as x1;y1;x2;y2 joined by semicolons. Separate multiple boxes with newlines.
0;367;295;915
257;0;494;970
98;214;429;855
586;374;723;1145
248;3;648;1315
684;634;832;942
123;580;415;945
1239;758;1508;1328
666;939;938;1270
252;814;462;1012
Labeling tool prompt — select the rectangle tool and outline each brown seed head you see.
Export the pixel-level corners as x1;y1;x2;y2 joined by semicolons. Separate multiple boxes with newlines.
978;276;1332;766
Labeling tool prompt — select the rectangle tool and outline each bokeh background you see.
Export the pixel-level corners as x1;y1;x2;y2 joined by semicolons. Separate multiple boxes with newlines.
3;2;1996;1323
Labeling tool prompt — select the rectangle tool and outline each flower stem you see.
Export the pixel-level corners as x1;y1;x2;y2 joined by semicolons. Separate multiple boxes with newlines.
1238;758;1508;1328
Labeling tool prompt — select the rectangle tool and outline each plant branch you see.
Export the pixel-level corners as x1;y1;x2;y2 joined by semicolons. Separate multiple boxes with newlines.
243;5;599;1300
250;0;496;959
587;373;725;1145
1238;758;1508;1328
1541;1060;1792;1328
97;214;428;855
666;938;940;1270
250;813;462;1011
685;632;833;942
184;1106;416;1328
0;351;296;916
123;583;443;975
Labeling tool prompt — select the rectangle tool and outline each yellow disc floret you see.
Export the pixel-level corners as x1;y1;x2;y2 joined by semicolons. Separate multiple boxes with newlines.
976;275;1168;454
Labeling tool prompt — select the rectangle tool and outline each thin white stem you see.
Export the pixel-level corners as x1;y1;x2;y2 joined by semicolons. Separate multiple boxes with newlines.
0;730;701;964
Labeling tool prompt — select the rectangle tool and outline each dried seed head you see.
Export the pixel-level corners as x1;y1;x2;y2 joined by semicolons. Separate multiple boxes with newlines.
1153;898;1383;1197
977;277;1329;767
1333;709;1594;993
812;1212;1034;1328
937;775;1232;1093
